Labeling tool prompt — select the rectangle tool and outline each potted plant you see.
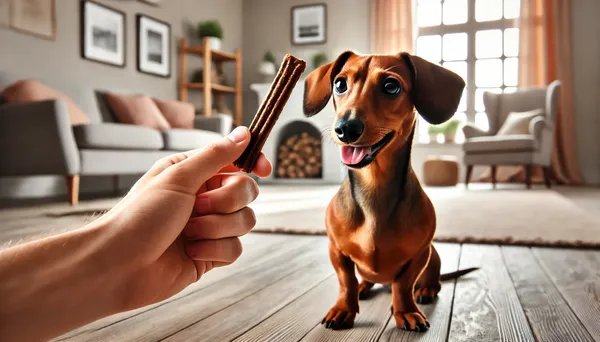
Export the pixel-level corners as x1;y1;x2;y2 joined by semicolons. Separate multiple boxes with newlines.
312;52;328;70
258;51;277;82
197;20;223;51
427;119;462;143
442;119;462;143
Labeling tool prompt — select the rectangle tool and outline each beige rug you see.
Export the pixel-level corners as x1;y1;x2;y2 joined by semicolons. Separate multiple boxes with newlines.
249;186;600;249
44;185;600;249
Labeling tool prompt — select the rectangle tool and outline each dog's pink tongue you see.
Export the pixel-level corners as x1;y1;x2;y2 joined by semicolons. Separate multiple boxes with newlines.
340;146;370;165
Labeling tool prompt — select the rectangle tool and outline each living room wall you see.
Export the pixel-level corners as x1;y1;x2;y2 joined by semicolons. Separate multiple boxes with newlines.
572;0;600;185
241;0;370;127
0;0;243;200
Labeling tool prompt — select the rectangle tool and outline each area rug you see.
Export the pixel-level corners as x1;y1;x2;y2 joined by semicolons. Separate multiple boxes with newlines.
249;186;600;249
44;185;600;249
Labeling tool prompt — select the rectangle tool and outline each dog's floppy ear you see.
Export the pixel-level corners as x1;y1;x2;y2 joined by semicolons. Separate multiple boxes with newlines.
400;53;466;125
303;50;355;117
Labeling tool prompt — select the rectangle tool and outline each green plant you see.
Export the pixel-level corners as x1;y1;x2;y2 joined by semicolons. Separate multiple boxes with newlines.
312;52;328;70
444;119;462;136
197;20;223;39
263;51;277;65
427;119;462;136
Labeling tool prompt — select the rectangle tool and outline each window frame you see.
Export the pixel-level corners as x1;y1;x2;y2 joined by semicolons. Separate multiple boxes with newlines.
414;0;519;143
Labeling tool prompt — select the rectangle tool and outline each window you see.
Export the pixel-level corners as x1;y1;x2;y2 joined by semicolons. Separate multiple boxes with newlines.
415;0;520;144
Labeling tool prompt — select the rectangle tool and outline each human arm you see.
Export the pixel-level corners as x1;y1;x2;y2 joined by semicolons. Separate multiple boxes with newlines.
0;126;271;342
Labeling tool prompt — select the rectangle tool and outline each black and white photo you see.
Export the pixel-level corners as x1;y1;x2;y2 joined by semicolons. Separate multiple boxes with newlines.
80;0;125;67
291;4;326;45
146;29;163;63
136;14;170;78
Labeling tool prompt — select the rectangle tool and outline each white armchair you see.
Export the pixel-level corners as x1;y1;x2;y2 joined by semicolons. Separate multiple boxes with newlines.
462;80;561;189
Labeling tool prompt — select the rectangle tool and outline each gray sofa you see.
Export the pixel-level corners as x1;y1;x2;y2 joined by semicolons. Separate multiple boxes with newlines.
0;73;233;205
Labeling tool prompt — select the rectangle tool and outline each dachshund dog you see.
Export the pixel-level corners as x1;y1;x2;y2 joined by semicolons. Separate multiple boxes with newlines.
302;51;477;332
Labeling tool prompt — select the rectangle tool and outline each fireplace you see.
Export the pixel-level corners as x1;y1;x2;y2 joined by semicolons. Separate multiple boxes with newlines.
250;80;345;184
275;120;322;179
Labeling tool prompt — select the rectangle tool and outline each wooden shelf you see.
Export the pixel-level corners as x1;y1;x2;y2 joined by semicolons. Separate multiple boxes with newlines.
178;37;242;126
185;46;236;62
185;83;236;94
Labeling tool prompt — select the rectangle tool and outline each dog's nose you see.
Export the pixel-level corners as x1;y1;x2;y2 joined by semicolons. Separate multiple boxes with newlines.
335;118;364;143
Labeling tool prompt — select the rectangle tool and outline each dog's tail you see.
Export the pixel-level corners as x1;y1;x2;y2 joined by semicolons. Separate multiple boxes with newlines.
440;267;479;281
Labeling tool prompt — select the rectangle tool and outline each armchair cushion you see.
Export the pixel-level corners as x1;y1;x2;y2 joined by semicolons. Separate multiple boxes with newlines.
496;108;544;136
73;123;163;150
464;135;538;153
162;129;222;151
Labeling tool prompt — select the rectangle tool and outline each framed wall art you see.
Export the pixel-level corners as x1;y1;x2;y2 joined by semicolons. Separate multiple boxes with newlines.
8;0;56;39
136;14;171;78
80;0;126;68
291;3;326;45
0;0;10;28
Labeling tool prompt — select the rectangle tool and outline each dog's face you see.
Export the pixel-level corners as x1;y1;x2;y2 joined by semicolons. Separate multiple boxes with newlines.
303;51;465;169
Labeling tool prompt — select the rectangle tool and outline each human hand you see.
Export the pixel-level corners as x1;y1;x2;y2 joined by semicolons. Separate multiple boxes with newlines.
93;126;271;311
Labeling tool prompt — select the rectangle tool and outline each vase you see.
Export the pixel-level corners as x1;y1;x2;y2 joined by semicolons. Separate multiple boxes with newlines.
444;133;456;143
205;37;222;51
258;61;276;82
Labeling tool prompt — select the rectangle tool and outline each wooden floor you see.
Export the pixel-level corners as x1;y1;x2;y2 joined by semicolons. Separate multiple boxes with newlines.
1;186;600;342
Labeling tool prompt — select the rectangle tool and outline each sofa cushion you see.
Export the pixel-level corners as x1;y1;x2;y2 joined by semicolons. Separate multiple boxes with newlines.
162;129;222;151
0;79;90;125
464;135;538;153
153;97;195;129
73;123;163;150
104;92;171;131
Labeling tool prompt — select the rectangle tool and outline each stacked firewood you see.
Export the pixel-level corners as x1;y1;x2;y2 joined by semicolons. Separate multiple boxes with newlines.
276;132;322;178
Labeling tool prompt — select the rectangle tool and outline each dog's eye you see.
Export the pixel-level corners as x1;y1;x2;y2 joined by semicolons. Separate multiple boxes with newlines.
383;78;402;96
334;78;348;95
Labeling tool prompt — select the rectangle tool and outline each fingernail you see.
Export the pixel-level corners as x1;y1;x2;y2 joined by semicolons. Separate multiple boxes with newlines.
227;127;248;143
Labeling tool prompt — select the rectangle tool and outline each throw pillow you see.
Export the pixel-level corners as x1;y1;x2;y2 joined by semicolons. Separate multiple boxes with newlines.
496;109;544;136
152;97;195;129
104;92;171;131
0;79;90;126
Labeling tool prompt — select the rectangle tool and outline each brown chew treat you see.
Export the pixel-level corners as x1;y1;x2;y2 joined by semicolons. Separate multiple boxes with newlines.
234;54;306;172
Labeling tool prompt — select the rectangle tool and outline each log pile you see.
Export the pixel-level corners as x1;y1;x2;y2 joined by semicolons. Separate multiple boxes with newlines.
276;132;322;178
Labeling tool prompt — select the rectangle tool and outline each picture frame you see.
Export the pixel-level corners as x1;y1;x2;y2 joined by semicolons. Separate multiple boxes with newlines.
80;0;126;68
0;0;10;28
136;14;171;78
291;3;326;45
7;0;56;40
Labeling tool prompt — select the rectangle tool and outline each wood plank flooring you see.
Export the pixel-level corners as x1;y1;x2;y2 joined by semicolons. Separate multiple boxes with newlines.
0;186;598;341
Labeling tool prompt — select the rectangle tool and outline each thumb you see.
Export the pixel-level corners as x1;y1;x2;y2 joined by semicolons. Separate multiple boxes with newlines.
158;126;251;193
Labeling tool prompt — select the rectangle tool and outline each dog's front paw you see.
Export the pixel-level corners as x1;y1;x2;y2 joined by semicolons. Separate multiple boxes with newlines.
414;287;438;304
393;311;430;332
321;306;357;330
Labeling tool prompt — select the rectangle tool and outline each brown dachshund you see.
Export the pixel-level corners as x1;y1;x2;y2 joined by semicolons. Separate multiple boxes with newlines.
302;51;477;332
